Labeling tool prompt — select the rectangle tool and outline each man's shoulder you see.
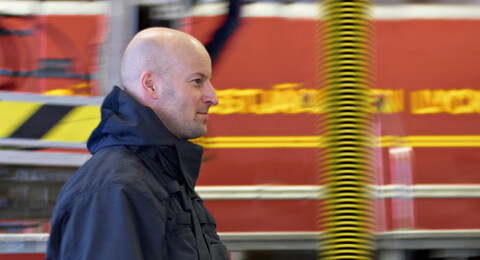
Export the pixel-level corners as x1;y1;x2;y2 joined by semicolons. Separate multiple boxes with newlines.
84;146;145;176
56;146;169;210
78;146;146;185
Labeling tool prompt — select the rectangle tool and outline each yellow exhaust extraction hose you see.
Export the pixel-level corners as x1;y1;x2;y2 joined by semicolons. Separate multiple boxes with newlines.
317;1;376;259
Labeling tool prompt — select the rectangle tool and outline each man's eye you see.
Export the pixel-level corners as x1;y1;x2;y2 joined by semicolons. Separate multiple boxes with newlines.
193;79;202;85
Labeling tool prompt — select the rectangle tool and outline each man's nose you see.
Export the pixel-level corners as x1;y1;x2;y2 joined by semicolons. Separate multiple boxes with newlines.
204;81;218;106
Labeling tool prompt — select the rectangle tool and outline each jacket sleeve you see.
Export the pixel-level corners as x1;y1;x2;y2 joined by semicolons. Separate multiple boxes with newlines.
47;185;167;260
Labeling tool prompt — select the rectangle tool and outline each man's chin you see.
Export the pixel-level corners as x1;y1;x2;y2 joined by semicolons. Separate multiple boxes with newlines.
186;126;207;140
198;126;208;137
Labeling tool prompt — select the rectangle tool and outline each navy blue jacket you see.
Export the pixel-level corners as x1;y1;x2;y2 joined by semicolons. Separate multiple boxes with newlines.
47;87;229;260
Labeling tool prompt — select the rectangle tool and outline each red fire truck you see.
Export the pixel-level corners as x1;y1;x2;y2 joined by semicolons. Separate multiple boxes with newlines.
1;1;480;259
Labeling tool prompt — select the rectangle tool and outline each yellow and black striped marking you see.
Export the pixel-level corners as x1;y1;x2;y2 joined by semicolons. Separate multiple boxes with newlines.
0;99;100;144
318;0;376;259
9;104;74;139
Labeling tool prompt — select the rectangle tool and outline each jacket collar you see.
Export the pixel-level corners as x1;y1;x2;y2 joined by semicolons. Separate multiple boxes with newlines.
174;139;203;192
88;86;204;191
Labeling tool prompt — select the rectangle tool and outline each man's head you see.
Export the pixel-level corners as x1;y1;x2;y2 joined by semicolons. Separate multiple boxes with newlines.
120;27;218;140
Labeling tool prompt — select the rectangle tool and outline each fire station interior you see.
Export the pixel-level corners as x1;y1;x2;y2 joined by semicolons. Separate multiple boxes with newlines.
2;0;480;259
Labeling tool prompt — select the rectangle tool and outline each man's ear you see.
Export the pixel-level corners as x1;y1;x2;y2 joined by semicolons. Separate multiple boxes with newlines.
140;71;158;99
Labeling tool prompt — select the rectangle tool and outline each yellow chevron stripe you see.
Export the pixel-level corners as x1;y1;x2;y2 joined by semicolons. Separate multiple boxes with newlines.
42;105;101;142
0;101;42;138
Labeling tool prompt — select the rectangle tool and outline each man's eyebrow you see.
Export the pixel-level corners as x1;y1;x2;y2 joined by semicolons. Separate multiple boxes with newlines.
190;72;210;79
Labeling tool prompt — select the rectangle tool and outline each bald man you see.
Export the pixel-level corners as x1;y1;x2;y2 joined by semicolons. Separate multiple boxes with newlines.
47;28;229;260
